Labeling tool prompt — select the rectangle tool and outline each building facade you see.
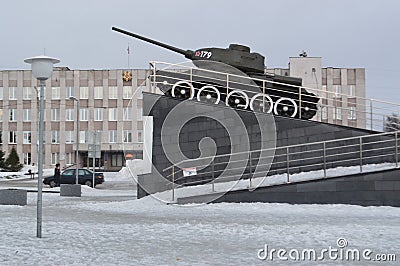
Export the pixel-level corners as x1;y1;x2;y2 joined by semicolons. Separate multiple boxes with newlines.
0;68;154;170
267;56;366;128
0;58;366;170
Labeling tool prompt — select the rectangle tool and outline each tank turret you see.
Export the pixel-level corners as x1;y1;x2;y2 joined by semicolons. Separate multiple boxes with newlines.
112;27;265;73
112;26;319;120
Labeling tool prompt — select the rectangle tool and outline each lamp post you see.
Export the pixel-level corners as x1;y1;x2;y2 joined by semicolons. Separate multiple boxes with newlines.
69;96;80;185
24;55;60;238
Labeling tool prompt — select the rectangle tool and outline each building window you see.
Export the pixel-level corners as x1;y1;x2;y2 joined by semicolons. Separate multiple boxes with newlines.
123;107;132;121
109;108;117;121
80;87;89;99
123;130;132;143
123;86;132;99
23;153;31;165
9;87;17;100
80;131;88;143
349;85;355;97
51;109;60;121
23;87;32;100
0;132;2;144
9;109;17;121
94;86;103;99
9;131;17;144
109;130;117;143
52;131;60;144
111;154;124;167
66;109;74;121
321;106;328;120
0;87;3;100
52;87;60;99
51;153;59;165
65;131;74;143
23;109;31;121
138;130;143;143
109;86;118;99
322;85;328;98
334;85;342;97
0;109;3;121
137;107;143;121
80;108;89;121
23;131;31;144
66;87;74;98
94;108;104;121
348;107;357;120
333;107;342;120
136;86;144;99
65;153;72;165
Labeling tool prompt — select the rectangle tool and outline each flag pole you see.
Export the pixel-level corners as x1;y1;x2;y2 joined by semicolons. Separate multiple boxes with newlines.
127;43;130;69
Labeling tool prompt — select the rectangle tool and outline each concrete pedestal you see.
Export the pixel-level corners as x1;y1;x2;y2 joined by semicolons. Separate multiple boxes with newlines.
0;189;27;205
60;184;81;197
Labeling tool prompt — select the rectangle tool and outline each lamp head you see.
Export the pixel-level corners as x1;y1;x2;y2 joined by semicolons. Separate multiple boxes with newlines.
24;55;60;81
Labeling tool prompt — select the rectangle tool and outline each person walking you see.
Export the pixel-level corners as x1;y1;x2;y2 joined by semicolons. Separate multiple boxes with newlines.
54;163;61;187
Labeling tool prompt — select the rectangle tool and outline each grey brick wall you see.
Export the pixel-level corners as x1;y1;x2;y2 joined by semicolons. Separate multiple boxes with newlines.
138;93;397;199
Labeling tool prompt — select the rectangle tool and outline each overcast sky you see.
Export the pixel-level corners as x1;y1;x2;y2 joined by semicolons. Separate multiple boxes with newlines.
1;0;399;103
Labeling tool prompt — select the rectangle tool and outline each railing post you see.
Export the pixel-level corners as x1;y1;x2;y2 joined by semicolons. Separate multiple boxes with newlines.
370;100;373;130
323;142;327;178
359;137;363;173
151;62;156;88
262;81;266;113
249;151;253;188
171;165;175;201
299;87;302;119
226;74;229;96
396;131;398;168
286;147;290;183
211;160;215;192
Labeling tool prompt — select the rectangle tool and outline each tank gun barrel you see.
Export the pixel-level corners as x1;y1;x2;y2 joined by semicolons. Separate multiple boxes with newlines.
112;27;194;59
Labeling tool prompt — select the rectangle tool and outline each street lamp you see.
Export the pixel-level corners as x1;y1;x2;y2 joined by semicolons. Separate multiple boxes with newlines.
69;96;80;185
24;55;60;238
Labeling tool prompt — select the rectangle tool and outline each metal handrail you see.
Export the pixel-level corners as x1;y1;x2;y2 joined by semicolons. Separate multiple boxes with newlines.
151;61;400;132
162;130;399;201
153;75;396;131
151;61;400;108
163;130;399;172
149;62;400;200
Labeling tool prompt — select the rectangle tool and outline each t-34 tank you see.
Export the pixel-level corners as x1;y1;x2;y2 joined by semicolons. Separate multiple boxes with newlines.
112;26;319;119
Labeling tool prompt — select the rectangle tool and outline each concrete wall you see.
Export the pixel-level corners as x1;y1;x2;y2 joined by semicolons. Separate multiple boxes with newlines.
177;168;400;207
137;93;396;199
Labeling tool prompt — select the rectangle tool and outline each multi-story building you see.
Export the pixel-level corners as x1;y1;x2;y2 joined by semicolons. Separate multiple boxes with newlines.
0;68;154;170
0;57;366;170
267;56;366;128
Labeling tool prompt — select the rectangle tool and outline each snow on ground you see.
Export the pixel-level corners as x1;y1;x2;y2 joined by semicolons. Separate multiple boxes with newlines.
105;167;137;183
0;165;399;265
0;190;399;265
0;166;53;181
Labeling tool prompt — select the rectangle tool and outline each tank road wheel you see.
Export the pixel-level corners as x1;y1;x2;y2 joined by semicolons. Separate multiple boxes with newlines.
300;102;318;120
226;90;249;109
274;97;298;118
171;81;195;100
197;85;221;104
250;93;274;113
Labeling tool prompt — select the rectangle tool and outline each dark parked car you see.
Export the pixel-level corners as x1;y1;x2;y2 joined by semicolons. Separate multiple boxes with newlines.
43;168;104;188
